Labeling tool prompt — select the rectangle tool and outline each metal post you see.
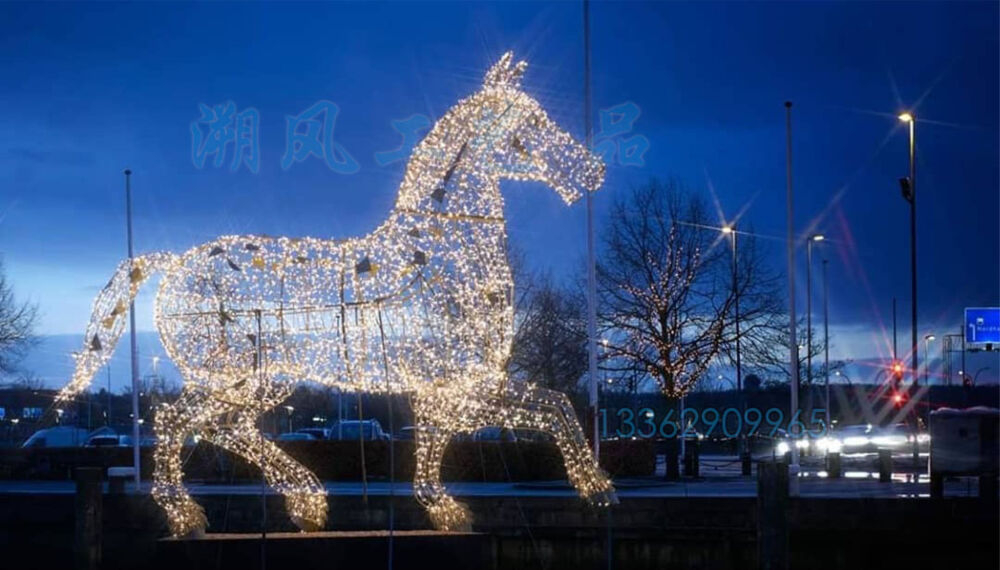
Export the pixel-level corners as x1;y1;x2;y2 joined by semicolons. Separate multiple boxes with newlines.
823;259;830;435
74;467;103;570
893;297;898;361
124;169;141;487
732;229;749;473
908;118;918;389
106;364;112;426
806;240;813;390
583;0;599;457
784;102;800;495
757;460;789;570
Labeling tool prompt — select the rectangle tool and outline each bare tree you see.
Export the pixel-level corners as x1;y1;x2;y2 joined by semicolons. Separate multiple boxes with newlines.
0;259;37;376
596;180;738;399
741;318;848;386
508;271;588;394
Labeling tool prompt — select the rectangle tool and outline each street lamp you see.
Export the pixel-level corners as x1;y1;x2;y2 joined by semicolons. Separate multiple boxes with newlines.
284;405;295;434
923;334;935;385
834;370;852;386
720;223;750;473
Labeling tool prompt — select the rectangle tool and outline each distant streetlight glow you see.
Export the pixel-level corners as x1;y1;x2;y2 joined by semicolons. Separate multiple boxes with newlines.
898;112;914;123
811;234;825;242
721;225;734;234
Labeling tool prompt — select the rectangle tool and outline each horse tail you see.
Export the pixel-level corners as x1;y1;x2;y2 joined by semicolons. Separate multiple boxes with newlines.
55;252;179;403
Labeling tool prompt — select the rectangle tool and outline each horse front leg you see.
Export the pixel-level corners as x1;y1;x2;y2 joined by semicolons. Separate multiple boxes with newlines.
412;394;472;531
501;384;618;507
152;388;212;537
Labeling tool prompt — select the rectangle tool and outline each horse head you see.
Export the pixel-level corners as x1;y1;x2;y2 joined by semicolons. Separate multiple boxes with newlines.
468;52;605;205
400;52;605;217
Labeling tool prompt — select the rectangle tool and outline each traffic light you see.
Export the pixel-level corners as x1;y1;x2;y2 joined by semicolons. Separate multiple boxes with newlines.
890;361;905;408
891;361;904;389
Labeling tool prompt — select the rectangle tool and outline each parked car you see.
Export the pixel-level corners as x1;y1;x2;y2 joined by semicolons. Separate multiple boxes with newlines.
21;426;90;448
471;426;517;442
85;434;131;447
277;432;316;442
296;427;333;440
328;419;389;441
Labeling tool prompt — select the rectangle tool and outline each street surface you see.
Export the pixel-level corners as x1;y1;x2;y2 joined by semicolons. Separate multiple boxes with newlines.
0;453;986;499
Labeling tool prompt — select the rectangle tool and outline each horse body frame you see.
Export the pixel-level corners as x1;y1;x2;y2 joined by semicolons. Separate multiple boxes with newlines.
57;52;616;536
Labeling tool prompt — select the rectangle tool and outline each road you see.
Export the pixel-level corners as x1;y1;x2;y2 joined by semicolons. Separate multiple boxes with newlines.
0;453;985;498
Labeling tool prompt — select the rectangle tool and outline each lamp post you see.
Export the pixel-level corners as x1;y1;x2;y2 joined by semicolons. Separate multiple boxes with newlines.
805;234;825;391
898;112;918;389
721;224;749;472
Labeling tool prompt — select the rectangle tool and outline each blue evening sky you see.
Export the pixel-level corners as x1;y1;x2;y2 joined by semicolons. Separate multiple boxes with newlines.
1;1;997;387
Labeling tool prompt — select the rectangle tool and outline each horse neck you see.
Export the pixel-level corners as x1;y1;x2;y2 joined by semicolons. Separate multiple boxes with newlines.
393;114;505;221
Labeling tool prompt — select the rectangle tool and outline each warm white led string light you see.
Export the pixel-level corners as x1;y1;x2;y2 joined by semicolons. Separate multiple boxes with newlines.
57;52;616;536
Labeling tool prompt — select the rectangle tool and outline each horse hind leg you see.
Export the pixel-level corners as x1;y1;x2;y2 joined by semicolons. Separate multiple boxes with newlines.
502;385;618;507
210;413;328;532
152;389;212;537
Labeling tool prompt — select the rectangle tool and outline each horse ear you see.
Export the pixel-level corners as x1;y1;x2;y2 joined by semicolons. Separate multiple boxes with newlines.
484;51;528;89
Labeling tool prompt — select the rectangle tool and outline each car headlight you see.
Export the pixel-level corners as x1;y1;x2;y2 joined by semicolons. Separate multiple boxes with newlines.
843;436;869;447
795;439;810;449
871;435;905;447
816;437;842;453
776;442;790;454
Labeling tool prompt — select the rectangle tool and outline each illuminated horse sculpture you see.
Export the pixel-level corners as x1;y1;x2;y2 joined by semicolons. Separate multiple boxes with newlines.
56;53;616;536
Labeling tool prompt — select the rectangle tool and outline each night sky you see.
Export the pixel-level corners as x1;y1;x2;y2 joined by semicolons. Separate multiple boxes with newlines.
1;1;997;388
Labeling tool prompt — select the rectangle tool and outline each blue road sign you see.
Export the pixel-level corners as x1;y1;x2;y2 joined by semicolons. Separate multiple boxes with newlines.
965;307;1000;344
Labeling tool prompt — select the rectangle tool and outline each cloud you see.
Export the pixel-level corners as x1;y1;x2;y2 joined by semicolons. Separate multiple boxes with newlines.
6;147;95;166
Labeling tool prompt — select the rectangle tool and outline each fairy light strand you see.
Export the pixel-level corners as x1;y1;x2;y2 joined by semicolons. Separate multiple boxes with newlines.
56;52;615;536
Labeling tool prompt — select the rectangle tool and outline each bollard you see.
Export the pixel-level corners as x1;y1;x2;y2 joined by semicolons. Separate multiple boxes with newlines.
826;452;841;479
74;467;102;570
757;460;789;570
107;466;135;494
664;438;681;481
741;451;753;476
682;438;700;477
878;448;892;483
979;475;998;500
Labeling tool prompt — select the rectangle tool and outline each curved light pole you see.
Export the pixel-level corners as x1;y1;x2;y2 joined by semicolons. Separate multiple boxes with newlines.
923;334;936;385
834;370;852;387
974;367;991;386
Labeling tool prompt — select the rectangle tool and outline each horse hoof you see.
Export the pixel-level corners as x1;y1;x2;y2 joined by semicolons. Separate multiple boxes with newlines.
167;501;209;538
427;498;472;532
291;515;324;533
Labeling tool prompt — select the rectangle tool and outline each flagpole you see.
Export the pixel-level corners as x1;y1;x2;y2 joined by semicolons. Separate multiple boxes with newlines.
125;169;141;487
583;0;599;457
784;103;800;496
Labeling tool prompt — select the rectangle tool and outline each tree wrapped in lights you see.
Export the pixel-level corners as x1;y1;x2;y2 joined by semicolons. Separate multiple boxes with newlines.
56;52;616;536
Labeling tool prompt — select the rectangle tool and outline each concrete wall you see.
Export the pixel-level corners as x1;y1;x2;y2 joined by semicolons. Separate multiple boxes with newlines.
0;492;996;569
